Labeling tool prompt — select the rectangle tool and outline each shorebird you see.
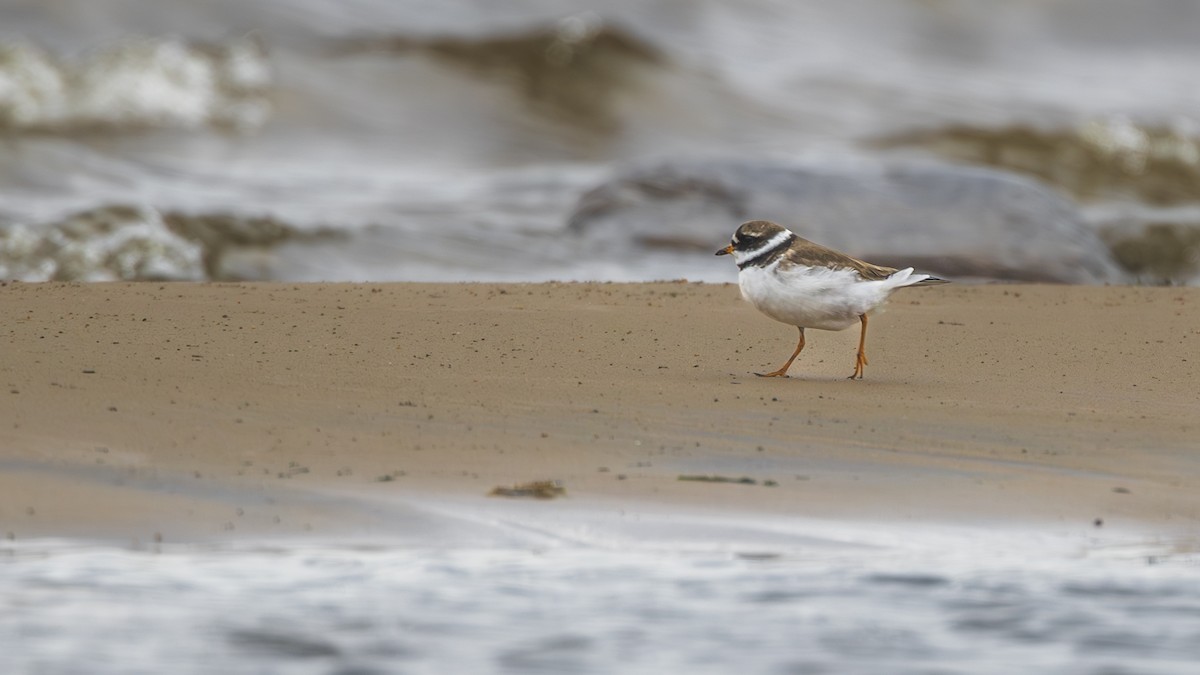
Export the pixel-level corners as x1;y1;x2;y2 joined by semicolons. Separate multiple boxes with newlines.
717;219;946;379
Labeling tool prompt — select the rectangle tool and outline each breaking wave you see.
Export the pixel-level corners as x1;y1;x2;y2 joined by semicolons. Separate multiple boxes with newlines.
0;205;340;282
0;35;270;133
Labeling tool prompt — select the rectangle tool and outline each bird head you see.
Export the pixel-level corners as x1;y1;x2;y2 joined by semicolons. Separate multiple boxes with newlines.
715;220;791;264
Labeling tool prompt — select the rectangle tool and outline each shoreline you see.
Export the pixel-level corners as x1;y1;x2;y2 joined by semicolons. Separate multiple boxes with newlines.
2;282;1197;549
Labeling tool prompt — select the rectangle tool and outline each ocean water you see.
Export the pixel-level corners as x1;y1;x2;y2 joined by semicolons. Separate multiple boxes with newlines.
3;537;1200;674
3;0;1200;283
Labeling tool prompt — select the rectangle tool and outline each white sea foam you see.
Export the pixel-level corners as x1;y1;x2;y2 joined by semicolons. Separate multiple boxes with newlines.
0;35;270;132
0;206;204;281
2;527;1197;674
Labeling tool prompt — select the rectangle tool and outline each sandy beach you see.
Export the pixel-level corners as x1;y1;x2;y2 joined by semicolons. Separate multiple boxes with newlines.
1;281;1197;547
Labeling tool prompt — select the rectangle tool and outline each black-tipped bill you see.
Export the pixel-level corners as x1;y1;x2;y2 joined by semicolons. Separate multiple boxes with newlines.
715;244;733;256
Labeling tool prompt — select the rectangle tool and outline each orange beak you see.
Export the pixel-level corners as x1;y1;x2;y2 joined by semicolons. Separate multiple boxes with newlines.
715;244;733;256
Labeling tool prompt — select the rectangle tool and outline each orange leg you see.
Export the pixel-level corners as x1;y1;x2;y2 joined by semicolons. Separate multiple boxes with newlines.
757;327;805;378
849;314;869;380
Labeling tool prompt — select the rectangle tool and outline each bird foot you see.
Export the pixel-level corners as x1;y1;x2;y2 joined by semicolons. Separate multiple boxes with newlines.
848;352;868;379
755;370;790;378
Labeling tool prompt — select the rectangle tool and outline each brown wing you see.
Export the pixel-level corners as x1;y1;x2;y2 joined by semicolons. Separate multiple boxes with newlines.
780;237;899;281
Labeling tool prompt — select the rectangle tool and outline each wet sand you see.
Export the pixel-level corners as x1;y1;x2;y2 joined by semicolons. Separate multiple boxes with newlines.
1;281;1197;547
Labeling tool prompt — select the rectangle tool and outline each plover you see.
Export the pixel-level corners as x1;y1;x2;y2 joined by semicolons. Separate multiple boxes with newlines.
717;220;946;379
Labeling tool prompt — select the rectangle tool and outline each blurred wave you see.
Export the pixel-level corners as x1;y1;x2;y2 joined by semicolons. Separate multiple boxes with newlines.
334;16;664;137
876;119;1200;207
0;205;202;281
1;0;1200;284
0;36;269;132
0;204;347;281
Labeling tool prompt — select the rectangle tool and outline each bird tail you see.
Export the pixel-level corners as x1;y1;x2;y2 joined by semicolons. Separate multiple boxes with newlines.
888;267;949;288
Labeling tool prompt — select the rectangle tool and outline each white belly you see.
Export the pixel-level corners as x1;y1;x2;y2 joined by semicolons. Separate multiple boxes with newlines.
738;264;894;331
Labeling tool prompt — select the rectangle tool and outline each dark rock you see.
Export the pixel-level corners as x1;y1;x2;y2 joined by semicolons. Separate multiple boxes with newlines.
569;158;1125;283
